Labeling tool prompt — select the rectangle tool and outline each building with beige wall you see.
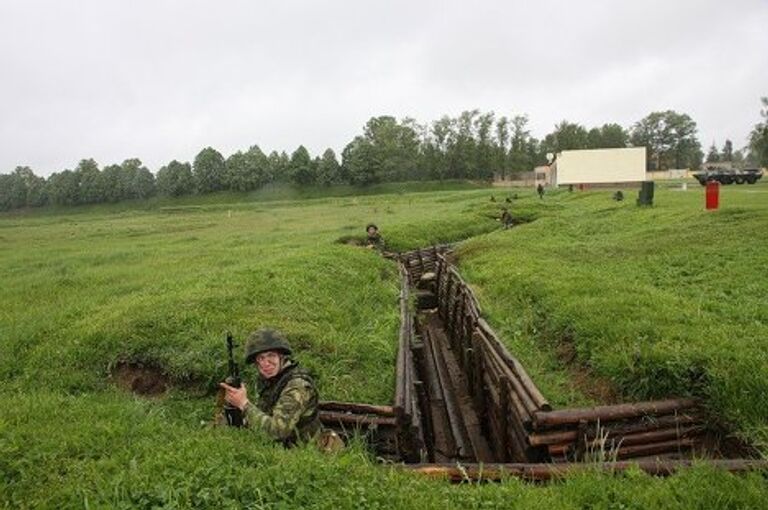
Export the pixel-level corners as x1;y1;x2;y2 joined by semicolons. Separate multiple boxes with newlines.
552;147;646;186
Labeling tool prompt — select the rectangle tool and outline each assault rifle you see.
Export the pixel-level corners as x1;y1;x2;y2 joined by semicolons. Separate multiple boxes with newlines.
223;332;244;427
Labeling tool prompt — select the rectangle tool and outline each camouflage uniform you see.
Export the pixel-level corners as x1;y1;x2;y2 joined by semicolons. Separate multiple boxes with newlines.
365;223;384;250
242;329;321;446
366;232;383;249
244;360;321;445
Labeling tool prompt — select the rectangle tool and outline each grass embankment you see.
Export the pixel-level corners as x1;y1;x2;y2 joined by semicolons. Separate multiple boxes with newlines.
1;181;767;508
458;182;768;448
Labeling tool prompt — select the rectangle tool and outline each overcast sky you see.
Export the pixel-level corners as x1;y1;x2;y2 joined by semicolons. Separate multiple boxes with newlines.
1;0;766;176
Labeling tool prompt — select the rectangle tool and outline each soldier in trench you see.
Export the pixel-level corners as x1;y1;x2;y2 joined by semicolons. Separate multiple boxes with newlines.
220;329;339;448
365;223;384;250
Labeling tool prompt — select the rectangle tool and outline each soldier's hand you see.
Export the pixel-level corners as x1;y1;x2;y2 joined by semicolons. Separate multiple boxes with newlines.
219;382;249;411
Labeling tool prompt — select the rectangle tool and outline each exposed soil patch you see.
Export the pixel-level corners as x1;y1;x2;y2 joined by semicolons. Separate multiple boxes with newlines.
334;234;365;246
555;336;619;404
566;367;620;405
112;361;170;396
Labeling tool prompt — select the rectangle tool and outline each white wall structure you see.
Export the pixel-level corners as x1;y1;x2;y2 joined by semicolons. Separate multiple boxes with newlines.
552;147;646;185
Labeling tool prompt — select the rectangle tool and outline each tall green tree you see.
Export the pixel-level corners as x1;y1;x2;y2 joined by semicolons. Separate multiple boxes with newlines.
289;145;316;185
101;164;124;202
316;148;341;186
721;139;734;162
121;159;155;199
193;147;226;193
706;143;721;163
0;173;13;211
0;167;32;210
45;169;81;206
542;121;589;154
630;111;702;170
225;145;269;191
0;166;47;209
267;151;291;183
474;112;495;179
341;116;420;184
365;116;420;182
587;123;628;149
748;97;768;166
509;115;534;173
450;110;479;179
341;136;376;185
156;160;194;197
75;159;105;204
494;116;510;179
428;116;454;180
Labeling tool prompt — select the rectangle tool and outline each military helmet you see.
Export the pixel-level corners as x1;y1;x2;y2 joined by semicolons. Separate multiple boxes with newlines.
244;328;292;363
366;223;378;231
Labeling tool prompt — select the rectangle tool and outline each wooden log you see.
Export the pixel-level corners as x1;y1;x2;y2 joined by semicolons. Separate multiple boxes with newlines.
615;438;698;459
441;270;454;322
460;280;482;314
532;399;699;430
476;329;537;416
319;401;395;417
403;459;768;482
595;426;705;449
476;318;551;411
480;366;530;461
435;257;445;306
529;414;702;446
394;264;410;414
500;380;534;462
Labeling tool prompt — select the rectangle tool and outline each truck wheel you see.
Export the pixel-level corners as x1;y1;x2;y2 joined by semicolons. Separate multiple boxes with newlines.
746;177;757;184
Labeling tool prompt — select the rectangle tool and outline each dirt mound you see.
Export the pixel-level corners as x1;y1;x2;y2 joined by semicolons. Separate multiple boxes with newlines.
112;361;169;396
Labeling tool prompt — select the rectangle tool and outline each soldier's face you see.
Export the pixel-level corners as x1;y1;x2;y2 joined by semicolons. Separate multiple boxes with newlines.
255;351;282;379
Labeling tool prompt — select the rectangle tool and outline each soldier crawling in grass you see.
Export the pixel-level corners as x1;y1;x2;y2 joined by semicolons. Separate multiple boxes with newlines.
220;329;322;446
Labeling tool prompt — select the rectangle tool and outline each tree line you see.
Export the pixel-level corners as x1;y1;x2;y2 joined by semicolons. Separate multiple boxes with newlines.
2;100;767;212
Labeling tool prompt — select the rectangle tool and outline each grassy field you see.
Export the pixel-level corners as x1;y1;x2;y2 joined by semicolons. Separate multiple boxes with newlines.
1;180;767;508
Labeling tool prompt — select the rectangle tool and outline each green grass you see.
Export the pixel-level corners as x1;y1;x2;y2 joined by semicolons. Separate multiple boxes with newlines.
458;182;768;446
1;180;767;508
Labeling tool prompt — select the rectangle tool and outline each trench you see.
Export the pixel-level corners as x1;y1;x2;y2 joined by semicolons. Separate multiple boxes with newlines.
112;243;765;480
375;245;763;480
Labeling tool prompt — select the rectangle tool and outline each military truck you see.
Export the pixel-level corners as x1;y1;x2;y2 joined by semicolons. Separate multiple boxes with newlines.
692;168;763;185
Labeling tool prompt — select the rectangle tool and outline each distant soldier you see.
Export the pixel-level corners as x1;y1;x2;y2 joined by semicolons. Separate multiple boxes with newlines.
613;190;624;202
500;208;513;229
365;223;384;250
220;329;323;447
537;183;545;199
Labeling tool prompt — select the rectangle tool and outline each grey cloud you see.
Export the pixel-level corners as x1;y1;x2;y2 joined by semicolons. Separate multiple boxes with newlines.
1;0;766;175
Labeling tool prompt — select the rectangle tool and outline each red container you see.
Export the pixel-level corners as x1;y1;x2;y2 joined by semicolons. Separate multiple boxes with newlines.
705;181;719;210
